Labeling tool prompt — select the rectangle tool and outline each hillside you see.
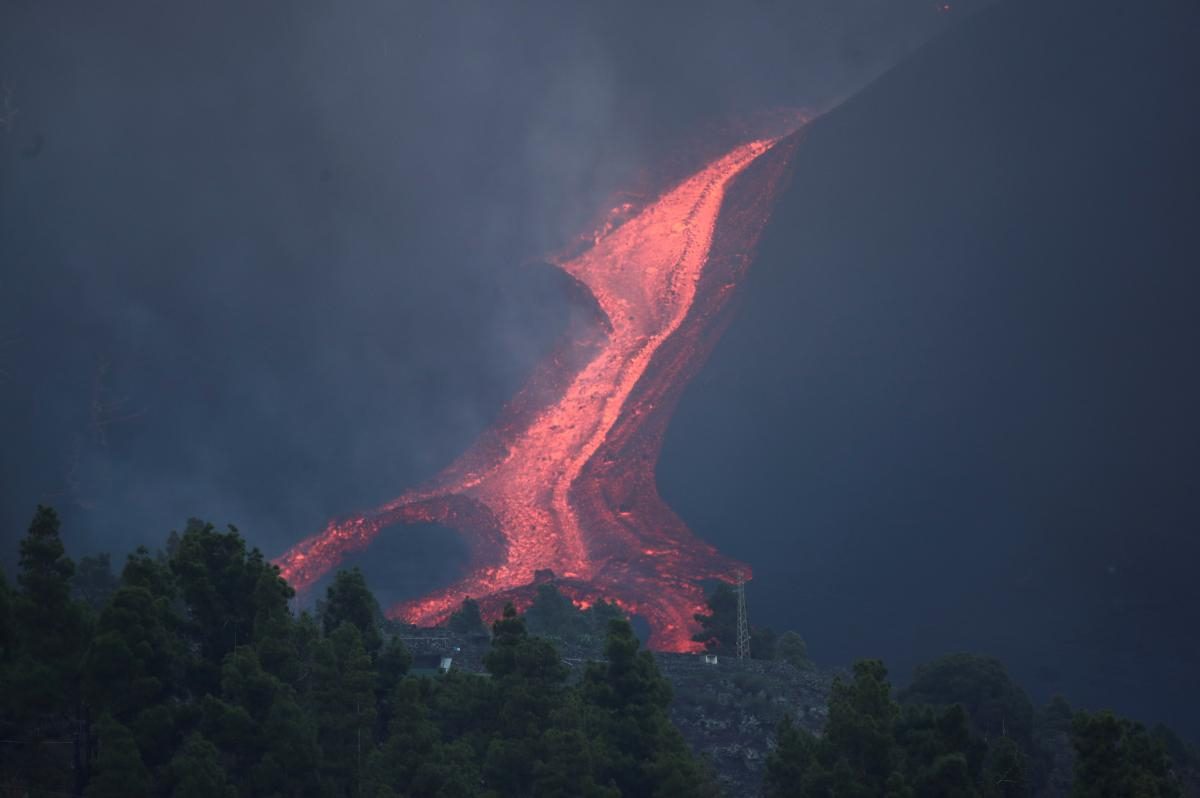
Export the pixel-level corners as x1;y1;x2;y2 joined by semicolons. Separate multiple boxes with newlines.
661;0;1200;735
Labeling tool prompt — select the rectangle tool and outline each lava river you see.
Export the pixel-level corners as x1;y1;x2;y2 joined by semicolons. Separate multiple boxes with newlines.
275;121;808;651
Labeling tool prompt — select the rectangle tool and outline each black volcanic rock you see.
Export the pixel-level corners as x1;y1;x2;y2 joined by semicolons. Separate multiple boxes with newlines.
658;654;836;796
661;0;1200;736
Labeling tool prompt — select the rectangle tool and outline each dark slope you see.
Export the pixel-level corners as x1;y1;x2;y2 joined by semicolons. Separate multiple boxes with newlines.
661;0;1200;733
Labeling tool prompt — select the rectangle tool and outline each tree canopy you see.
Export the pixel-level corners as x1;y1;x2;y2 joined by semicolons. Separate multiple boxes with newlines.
0;506;1192;797
0;507;720;797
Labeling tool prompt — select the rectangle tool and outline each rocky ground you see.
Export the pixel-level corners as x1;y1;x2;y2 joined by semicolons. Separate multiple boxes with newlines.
391;625;836;793
655;653;836;795
387;628;1200;797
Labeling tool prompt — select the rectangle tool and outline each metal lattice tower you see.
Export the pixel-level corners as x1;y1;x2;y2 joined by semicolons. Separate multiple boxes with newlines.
735;573;751;660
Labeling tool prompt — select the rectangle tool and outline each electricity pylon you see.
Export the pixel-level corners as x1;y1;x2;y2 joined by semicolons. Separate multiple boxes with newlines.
735;572;751;660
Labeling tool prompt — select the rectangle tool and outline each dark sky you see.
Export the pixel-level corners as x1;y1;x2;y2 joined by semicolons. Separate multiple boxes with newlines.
661;0;1200;735
4;0;1197;734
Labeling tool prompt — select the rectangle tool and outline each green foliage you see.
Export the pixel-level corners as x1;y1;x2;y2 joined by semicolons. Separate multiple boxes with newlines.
692;582;737;653
83;583;180;720
292;609;323;694
121;545;175;599
582;619;718;797
254;689;323;797
447;595;488;636
895;702;986;796
168;732;238;798
822;659;904;793
365;677;466;796
751;625;778;660
982;735;1029;798
375;634;414;734
524;582;591;641
764;715;820;798
767;658;1188;798
0;511;879;795
14;505;86;678
3;506;89;797
132;702;182;772
766;659;1000;797
777;630;812;669
17;506;74;606
74;552;119;611
321;567;383;655
520;583;630;647
1039;694;1075;735
1070;710;1180;797
170;518;294;694
363;611;713;797
899;653;1035;747
4;504;1193;798
86;714;150;798
313;622;378;795
692;582;777;660
485;604;570;791
1150;723;1199;774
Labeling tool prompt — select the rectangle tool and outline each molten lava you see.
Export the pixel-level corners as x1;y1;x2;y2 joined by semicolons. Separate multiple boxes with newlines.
276;121;808;651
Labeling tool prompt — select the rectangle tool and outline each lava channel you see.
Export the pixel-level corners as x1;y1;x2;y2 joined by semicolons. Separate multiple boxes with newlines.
276;121;808;651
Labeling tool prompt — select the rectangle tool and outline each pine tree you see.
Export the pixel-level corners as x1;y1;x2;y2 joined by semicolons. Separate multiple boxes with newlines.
447;596;488;637
289;609;323;700
899;654;1035;748
73;552;119;611
764;659;910;797
375;635;413;736
85;714;150;798
764;716;820;797
582;619;717;797
313;622;378;796
823;659;904;792
253;568;298;683
478;604;576;794
320;567;382;656
83;584;181;721
170;520;291;695
14;505;86;678
895;703;984;797
121;545;175;599
691;583;737;653
982;736;1028;798
252;689;323;798
777;630;811;670
533;725;618;798
6;506;89;795
168;732;238;798
1071;711;1180;797
366;677;483;797
524;582;590;641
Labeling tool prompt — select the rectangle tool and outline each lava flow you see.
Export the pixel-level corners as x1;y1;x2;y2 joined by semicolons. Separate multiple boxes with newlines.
276;120;808;651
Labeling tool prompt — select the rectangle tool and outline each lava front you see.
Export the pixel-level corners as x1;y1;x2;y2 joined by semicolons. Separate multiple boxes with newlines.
275;123;807;651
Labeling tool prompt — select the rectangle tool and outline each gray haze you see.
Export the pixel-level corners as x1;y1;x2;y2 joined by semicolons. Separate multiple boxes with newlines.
0;0;971;557
7;0;1198;740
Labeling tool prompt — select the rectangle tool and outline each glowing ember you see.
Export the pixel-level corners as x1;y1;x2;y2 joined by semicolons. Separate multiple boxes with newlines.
276;120;809;650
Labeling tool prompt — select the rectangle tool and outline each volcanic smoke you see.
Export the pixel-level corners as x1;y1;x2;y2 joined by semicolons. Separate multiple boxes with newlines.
276;120;808;651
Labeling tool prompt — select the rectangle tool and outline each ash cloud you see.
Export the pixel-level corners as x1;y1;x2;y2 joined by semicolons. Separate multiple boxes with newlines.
0;0;977;560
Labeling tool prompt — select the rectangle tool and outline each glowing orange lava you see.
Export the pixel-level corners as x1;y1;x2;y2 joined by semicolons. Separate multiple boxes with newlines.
276;120;809;650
